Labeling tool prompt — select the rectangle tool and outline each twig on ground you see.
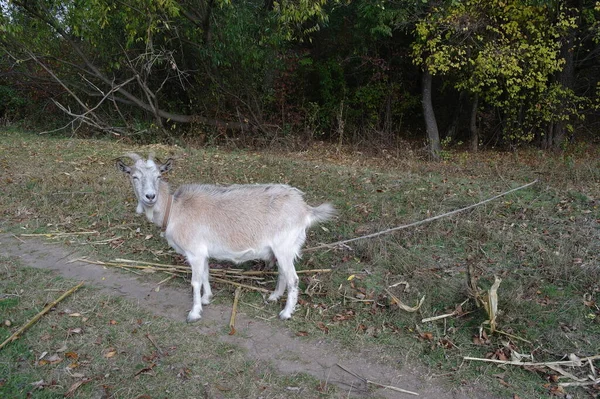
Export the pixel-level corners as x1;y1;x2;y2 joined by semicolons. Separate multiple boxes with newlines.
559;379;600;387
463;355;600;367
11;234;26;243
336;363;419;396
20;231;98;238
145;333;163;356
212;277;270;294
114;258;331;275
0;281;84;351
229;287;242;335
485;327;531;344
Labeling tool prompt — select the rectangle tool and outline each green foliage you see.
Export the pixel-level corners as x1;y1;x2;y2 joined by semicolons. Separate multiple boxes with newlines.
412;0;580;144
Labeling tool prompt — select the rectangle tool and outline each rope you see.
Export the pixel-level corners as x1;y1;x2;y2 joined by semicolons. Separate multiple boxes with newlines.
305;179;539;253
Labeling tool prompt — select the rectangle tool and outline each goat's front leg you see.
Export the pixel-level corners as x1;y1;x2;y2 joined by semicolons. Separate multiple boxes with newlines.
187;254;208;323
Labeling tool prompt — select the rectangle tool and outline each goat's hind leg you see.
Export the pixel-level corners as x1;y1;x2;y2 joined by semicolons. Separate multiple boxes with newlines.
273;253;299;320
200;257;212;305
186;253;208;323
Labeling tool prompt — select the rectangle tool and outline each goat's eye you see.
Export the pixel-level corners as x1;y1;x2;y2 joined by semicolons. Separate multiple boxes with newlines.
132;176;139;180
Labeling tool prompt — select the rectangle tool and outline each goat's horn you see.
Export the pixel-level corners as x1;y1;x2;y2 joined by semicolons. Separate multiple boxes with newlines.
124;153;142;162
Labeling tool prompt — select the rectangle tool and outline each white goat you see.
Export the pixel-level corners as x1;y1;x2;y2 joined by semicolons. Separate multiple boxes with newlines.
117;153;335;322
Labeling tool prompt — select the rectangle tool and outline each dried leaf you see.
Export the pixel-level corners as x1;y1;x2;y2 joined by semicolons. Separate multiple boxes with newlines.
67;362;79;370
104;349;117;358
419;332;434;341
134;363;156;377
109;320;117;325
65;352;79;359
68;313;82;317
56;344;68;353
67;328;82;335
46;354;62;364
316;322;329;334
296;331;309;337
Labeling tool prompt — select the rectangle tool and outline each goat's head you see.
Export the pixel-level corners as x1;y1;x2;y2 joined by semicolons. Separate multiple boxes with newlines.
116;153;173;213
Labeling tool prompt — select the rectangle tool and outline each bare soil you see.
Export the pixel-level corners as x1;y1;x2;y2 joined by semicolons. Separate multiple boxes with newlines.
1;233;492;399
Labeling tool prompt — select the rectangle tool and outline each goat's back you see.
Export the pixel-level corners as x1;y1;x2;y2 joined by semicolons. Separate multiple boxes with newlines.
169;183;318;253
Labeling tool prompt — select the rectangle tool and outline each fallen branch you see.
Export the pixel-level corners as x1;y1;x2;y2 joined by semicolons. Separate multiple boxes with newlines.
559;379;600;387
145;333;163;356
485;327;532;344
463;355;600;368
20;231;98;238
229;287;242;335
306;180;538;252
0;281;84;351
211;277;270;294
114;258;331;275
336;363;419;396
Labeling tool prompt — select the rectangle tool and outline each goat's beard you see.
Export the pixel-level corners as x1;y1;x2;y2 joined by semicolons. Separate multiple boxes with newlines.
137;201;155;222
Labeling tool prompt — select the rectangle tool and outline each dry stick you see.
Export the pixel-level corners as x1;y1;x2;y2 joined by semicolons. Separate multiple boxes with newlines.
211;277;270;294
336;363;419;396
306;180;539;252
114;258;331;275
229;287;242;335
559;380;600;387
485;327;532;344
145;333;163;356
463;355;600;367
0;281;85;351
20;231;98;238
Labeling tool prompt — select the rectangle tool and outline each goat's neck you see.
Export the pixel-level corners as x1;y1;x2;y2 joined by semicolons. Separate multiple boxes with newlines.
142;180;172;227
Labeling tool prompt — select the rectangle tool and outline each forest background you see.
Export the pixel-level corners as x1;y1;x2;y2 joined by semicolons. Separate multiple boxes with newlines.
1;0;600;158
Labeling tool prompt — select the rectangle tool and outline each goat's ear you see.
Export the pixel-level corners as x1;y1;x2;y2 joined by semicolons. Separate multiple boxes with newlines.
159;158;174;174
116;159;131;174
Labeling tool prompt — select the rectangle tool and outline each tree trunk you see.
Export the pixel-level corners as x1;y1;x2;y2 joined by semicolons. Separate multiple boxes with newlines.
469;93;479;152
446;90;465;141
552;1;578;148
421;69;441;161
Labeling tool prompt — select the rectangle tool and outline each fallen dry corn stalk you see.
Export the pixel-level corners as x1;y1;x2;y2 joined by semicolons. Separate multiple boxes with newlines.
385;289;425;313
0;281;84;351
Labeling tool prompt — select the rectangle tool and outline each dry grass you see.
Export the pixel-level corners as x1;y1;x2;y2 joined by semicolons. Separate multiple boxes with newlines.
1;128;600;398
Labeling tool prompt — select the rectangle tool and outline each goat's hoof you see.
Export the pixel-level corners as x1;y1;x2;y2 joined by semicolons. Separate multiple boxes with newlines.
278;310;292;320
186;312;202;323
201;296;212;305
267;293;281;302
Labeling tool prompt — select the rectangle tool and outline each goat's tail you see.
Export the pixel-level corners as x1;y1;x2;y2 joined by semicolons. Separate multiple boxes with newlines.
309;203;336;225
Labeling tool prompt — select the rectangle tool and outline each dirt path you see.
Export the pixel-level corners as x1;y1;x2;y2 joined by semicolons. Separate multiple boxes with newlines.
1;234;488;399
